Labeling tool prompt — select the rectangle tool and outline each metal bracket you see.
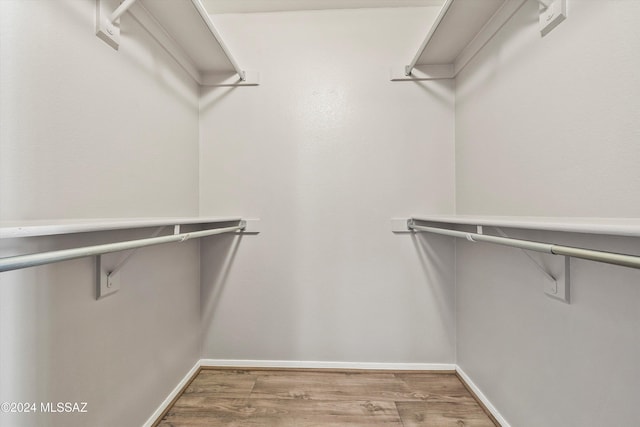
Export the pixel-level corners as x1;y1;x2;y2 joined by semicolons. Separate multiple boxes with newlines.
96;0;139;50
96;255;120;299
539;0;567;37
537;0;551;10
544;256;570;303
95;226;166;300
96;0;121;49
390;65;454;81
240;219;260;234
495;228;570;303
391;218;414;233
201;71;260;87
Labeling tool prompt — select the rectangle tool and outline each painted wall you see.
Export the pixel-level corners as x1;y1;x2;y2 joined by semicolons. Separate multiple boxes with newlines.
455;0;640;217
199;8;457;364
454;1;640;425
0;1;201;426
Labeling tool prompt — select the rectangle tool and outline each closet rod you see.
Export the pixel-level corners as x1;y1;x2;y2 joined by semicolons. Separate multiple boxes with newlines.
408;220;640;270
0;223;245;273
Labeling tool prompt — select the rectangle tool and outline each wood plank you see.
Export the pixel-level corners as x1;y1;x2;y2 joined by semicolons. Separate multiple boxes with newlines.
159;398;403;426
182;370;258;398
396;400;497;427
395;373;477;402
155;369;500;426
250;371;424;402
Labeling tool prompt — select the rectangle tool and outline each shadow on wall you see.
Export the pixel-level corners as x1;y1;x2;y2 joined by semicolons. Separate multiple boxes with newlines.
0;228;205;426
200;85;239;113
409;77;454;108
410;232;456;348
0;238;54;425
454;0;538;105
52;0;199;110
200;233;243;347
455;0;608;105
0;233;112;425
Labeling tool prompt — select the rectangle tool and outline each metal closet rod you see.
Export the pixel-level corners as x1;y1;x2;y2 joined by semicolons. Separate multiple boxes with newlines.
408;220;640;270
0;223;245;273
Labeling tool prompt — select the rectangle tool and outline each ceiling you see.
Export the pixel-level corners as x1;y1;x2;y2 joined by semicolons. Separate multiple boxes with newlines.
201;0;446;14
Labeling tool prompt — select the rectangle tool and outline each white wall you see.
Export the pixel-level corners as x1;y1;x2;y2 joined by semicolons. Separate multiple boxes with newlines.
0;1;201;426
456;0;640;217
0;0;200;220
199;8;457;364
455;1;640;425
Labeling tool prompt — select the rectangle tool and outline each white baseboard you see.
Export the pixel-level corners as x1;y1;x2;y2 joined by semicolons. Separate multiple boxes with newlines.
142;360;201;427
200;359;456;371
456;366;510;427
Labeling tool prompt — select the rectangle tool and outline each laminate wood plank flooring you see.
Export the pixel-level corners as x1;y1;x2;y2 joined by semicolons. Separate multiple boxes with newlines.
156;369;498;427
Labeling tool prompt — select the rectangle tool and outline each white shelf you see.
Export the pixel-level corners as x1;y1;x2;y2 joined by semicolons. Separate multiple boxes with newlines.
0;217;242;239
392;0;527;81
410;215;640;237
99;0;259;86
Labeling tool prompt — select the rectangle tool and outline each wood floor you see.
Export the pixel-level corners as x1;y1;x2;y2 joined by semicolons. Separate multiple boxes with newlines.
155;368;498;426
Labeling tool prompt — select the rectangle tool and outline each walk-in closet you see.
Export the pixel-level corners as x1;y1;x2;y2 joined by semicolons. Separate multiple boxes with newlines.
1;0;639;425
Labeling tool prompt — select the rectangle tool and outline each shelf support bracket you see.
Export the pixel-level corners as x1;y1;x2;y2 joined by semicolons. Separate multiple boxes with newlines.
96;0;140;50
537;0;551;10
96;226;166;299
111;0;139;22
495;227;570;303
390;65;454;81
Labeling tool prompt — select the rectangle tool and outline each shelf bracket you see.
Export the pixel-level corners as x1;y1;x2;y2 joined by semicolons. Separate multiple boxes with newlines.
95;226;165;299
539;0;567;36
96;255;121;299
537;0;551;10
495;228;570;303
96;0;139;50
390;65;454;81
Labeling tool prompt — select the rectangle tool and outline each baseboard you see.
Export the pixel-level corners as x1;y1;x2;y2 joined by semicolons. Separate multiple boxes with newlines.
200;358;456;372
142;360;201;427
456;366;510;427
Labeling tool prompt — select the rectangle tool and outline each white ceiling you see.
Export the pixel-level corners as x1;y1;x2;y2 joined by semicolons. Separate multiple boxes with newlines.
201;0;446;14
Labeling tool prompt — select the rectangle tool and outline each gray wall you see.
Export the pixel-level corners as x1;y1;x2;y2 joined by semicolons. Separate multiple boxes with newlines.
454;1;640;425
0;1;201;426
455;0;640;217
199;8;457;364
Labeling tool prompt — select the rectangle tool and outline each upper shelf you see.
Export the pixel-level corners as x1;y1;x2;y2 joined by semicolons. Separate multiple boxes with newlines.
409;215;640;237
0;217;243;238
96;0;258;86
414;0;507;65
391;0;527;81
